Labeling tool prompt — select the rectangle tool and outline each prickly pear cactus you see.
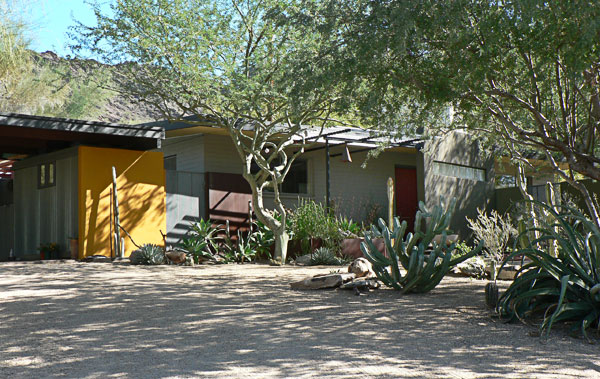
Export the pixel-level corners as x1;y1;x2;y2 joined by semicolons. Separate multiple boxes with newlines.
360;198;483;293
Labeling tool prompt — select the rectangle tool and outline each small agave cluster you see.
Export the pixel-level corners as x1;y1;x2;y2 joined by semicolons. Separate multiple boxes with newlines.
130;244;166;265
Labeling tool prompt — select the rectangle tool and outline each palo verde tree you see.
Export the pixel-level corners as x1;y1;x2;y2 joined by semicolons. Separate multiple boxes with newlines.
319;0;600;224
72;0;352;262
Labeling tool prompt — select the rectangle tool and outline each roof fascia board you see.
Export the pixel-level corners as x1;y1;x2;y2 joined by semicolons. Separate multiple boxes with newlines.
0;113;164;140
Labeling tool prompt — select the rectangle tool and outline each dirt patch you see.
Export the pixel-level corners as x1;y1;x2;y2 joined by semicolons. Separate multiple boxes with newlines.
0;262;598;378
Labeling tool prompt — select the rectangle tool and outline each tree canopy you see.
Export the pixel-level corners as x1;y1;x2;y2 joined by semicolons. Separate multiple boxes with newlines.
314;0;600;218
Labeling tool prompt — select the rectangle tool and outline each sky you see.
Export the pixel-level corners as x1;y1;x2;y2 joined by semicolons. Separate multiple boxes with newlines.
22;0;111;57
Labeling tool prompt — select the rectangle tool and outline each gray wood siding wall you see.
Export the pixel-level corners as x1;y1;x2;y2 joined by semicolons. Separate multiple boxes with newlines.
165;170;205;244
13;149;78;258
0;204;13;259
170;134;423;224
423;130;495;239
160;135;205;172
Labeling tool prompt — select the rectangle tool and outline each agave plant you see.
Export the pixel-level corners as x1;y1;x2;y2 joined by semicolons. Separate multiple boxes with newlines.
179;219;221;263
497;201;600;338
361;198;482;293
130;244;166;265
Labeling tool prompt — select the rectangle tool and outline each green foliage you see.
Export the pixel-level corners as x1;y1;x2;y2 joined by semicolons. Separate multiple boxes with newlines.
452;241;472;260
130;244;166;265
248;220;275;260
336;216;361;238
290;199;344;253
313;0;600;192
497;202;600;339
179;219;221;263
221;222;257;263
361;198;482;293
309;247;349;266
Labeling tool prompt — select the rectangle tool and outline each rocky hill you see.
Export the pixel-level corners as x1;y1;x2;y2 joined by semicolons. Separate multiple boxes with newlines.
34;51;164;125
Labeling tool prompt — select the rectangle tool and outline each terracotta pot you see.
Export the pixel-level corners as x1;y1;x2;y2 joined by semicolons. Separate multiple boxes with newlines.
341;238;386;259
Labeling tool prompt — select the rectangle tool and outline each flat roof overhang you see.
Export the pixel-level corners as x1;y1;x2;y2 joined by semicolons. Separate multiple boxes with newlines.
148;116;422;153
0;113;164;158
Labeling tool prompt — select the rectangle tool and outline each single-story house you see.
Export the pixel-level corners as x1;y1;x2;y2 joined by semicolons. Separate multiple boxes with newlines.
0;112;500;261
0;113;166;260
152;119;496;244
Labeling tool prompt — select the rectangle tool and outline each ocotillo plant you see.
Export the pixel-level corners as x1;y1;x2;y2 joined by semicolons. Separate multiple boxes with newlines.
361;198;483;293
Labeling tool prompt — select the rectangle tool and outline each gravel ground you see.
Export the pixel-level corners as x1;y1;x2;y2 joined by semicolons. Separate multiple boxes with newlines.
0;261;599;378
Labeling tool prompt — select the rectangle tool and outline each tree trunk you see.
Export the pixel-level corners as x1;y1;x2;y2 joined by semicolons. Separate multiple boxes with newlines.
273;230;289;264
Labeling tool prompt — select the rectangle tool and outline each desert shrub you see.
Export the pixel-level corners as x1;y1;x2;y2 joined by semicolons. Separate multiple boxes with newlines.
467;208;516;264
361;198;483;293
497;202;600;339
309;247;349;266
289;199;343;253
130;244;165;265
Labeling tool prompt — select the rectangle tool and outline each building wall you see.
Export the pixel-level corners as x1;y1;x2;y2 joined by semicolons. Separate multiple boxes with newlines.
12;148;79;259
161;135;205;173
78;146;166;258
0;179;13;259
163;133;423;227
423;131;495;239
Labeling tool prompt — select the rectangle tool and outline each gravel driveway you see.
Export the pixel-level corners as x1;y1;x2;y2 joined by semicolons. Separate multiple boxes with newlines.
0;261;599;378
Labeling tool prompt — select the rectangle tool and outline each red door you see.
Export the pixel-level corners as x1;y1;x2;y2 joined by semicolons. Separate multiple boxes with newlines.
395;167;418;231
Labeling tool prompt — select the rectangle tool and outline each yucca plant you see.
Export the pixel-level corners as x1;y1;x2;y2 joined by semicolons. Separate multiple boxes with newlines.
361;198;482;293
497;201;600;339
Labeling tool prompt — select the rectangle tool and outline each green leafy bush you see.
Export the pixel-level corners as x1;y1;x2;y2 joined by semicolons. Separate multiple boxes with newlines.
310;247;349;266
497;202;600;339
290;199;361;253
130;244;166;265
361;198;482;293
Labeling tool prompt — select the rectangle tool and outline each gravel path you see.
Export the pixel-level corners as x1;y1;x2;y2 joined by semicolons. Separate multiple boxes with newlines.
0;261;599;378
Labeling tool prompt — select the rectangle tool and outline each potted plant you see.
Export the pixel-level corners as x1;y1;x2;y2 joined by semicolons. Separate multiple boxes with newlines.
38;243;60;260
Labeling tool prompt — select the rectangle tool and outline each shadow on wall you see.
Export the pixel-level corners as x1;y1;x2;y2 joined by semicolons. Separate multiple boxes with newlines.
79;147;166;258
424;132;495;240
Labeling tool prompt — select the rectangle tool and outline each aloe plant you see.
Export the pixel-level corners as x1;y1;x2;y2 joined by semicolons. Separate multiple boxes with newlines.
497;201;600;339
360;198;482;293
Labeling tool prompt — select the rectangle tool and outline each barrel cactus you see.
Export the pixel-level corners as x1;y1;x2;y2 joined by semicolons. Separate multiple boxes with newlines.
130;244;166;265
485;282;499;308
360;198;483;293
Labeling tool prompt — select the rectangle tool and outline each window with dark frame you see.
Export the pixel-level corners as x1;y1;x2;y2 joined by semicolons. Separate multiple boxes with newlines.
250;158;309;194
38;162;56;188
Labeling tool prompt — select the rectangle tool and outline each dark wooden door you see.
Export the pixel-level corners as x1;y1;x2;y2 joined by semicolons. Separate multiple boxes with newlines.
395;167;418;231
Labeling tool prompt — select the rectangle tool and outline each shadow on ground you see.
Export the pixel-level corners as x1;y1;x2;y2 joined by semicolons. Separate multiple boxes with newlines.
0;262;598;378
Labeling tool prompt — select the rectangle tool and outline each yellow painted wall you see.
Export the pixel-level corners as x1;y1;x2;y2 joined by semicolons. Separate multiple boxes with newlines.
78;146;165;258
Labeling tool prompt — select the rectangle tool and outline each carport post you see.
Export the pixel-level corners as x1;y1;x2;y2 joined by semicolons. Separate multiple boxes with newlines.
325;138;330;210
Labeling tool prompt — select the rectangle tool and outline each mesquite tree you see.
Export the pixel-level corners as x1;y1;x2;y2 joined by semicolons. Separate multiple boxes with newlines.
72;0;350;262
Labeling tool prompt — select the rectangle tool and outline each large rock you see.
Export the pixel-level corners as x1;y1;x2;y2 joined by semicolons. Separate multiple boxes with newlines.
347;257;375;278
290;273;355;290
